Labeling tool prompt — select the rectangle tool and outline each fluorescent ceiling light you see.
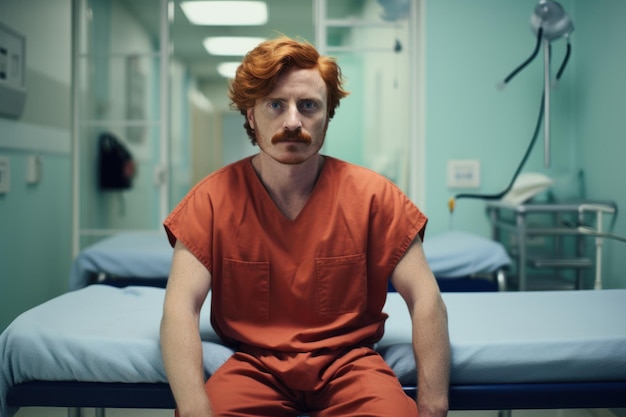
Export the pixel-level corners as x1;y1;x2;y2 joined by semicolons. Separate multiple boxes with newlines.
203;36;265;56
217;62;241;79
180;1;268;26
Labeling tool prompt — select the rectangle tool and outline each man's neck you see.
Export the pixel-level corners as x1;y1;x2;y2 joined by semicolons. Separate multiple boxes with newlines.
251;153;325;220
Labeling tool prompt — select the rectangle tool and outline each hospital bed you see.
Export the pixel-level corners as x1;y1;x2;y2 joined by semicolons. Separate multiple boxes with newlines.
420;230;510;292
71;230;511;291
70;231;172;289
2;286;625;417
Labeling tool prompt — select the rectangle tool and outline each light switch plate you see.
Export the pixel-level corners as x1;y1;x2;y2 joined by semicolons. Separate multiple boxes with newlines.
0;156;10;193
26;155;42;184
447;159;480;188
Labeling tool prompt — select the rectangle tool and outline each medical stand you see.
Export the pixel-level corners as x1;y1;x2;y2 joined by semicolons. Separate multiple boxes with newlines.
487;200;616;291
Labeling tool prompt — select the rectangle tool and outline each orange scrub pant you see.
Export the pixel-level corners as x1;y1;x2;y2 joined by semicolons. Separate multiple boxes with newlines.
201;346;418;417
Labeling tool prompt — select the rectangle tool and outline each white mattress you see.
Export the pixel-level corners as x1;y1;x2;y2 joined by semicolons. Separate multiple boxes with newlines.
69;231;173;290
69;230;511;289
0;286;232;417
2;285;626;417
422;230;510;278
381;289;626;385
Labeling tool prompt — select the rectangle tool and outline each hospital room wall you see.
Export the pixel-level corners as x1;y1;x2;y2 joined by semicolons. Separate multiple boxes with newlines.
0;0;74;331
1;0;625;333
422;0;577;236
422;0;626;289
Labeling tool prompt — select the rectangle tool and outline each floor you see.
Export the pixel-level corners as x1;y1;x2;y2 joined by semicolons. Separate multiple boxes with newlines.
12;408;620;417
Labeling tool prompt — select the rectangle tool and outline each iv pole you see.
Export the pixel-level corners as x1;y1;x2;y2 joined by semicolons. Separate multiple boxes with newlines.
530;0;574;167
543;38;551;167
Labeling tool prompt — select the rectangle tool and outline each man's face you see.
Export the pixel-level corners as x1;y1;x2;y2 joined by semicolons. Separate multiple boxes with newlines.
247;67;329;165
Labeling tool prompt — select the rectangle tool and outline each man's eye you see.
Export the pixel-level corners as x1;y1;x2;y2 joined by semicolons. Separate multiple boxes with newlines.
300;101;317;111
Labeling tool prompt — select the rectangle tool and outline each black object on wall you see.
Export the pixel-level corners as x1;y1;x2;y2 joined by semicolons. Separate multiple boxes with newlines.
98;132;136;190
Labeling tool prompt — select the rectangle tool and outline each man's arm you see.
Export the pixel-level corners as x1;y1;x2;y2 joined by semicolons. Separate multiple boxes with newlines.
390;236;450;417
161;240;213;417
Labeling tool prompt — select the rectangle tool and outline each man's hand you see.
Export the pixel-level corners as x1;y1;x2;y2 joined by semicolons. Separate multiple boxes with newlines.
391;237;451;417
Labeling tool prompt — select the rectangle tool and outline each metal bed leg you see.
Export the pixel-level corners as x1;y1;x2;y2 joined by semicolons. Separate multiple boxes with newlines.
66;407;105;417
67;408;82;417
496;269;507;291
498;410;512;417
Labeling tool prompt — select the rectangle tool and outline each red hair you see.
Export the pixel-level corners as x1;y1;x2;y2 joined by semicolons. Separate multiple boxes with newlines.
228;36;349;143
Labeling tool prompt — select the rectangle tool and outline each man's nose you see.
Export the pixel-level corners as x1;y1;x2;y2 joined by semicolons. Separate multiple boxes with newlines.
283;105;302;131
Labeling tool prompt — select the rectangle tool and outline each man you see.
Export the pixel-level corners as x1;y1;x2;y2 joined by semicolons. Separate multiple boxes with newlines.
160;36;450;417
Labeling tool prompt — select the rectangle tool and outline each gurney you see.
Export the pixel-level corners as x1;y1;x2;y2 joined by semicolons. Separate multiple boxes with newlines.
71;230;511;291
2;286;625;417
419;230;510;292
70;231;173;290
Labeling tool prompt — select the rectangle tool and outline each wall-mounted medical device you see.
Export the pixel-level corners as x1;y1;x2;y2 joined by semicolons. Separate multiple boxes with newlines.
501;0;574;167
0;21;27;119
448;0;574;214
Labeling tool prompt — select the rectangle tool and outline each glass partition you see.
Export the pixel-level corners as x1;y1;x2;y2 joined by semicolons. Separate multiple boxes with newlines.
72;0;171;251
316;0;417;196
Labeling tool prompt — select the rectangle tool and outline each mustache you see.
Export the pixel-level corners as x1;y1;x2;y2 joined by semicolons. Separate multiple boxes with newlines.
271;129;312;144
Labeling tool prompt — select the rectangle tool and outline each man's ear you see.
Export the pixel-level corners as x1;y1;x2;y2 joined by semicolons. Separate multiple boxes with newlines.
247;109;255;130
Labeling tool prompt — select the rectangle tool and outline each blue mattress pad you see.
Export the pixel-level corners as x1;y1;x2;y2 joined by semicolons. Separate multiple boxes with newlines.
3;286;625;416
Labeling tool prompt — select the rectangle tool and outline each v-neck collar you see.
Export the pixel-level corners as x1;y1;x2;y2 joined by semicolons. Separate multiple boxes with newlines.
245;155;330;223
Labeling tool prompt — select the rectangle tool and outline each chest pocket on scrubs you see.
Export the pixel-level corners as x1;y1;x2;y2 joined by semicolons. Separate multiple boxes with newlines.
222;258;270;321
315;253;367;315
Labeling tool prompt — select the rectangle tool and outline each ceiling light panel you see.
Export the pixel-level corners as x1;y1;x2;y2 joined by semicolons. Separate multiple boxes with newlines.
217;62;241;79
203;36;266;56
180;1;268;26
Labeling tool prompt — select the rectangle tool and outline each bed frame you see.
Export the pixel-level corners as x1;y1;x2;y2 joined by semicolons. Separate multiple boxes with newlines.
8;380;626;411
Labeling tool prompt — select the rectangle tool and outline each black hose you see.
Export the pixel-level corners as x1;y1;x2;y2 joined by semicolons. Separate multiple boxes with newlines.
556;40;571;81
502;28;543;85
449;36;574;213
452;90;545;206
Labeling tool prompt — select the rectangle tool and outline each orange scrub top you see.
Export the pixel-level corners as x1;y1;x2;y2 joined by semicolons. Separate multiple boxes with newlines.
164;156;427;355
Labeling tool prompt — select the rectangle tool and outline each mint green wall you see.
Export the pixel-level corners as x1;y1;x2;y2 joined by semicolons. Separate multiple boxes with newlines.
0;0;73;330
572;0;626;289
423;0;576;236
0;153;72;327
324;54;366;167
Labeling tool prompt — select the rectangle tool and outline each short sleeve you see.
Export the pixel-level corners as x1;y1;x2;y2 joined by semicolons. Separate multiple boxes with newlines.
367;178;427;281
163;181;214;273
